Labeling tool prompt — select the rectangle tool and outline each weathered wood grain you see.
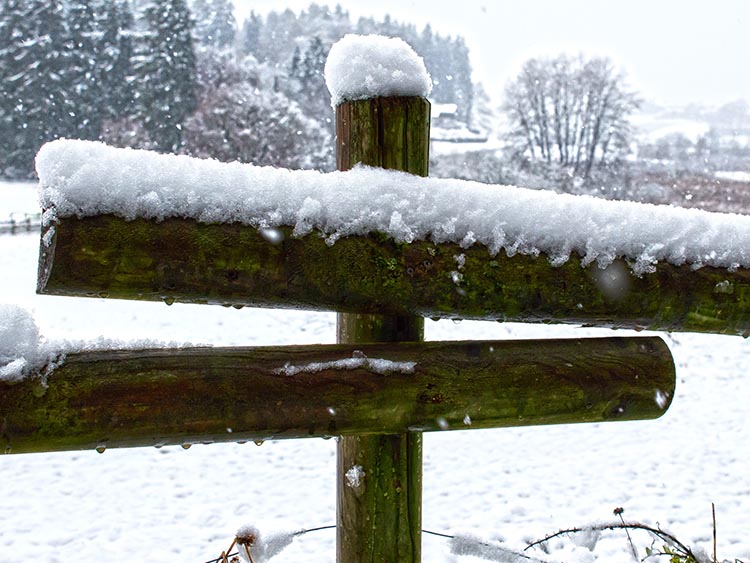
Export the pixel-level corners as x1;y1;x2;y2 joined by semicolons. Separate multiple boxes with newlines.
0;337;674;455
336;96;431;563
38;215;750;336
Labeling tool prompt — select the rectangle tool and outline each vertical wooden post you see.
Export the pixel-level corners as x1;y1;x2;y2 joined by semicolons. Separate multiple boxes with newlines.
335;96;430;563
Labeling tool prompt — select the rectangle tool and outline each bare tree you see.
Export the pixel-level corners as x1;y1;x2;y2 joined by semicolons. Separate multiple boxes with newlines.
502;55;640;179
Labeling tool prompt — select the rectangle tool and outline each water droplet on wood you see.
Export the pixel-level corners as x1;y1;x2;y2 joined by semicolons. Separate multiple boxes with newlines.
259;227;284;245
714;280;734;294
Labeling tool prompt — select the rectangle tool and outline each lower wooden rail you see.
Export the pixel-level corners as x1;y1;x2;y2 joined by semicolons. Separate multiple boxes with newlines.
0;337;675;454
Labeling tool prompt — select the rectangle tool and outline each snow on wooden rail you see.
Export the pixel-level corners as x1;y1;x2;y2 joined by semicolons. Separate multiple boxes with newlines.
35;140;750;335
36;140;750;275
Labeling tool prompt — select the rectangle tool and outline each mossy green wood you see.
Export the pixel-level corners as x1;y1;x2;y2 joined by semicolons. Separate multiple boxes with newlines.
335;97;430;563
38;215;750;336
0;337;675;453
337;433;422;562
335;96;430;172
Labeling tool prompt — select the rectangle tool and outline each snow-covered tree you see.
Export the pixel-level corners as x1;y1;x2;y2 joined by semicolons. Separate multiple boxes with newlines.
502;54;640;179
239;10;261;57
0;1;481;178
448;36;473;123
65;0;103;140
136;0;198;152
468;82;496;136
0;0;25;176
290;35;332;122
182;54;331;170
0;0;69;177
99;113;158;150
97;0;137;121
190;0;236;49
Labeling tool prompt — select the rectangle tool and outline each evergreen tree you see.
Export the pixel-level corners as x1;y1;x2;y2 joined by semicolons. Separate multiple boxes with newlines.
137;0;198;152
0;0;69;177
65;0;103;140
426;33;453;105
292;35;331;120
418;23;435;64
0;0;25;176
239;11;261;57
190;0;236;49
289;45;301;77
468;82;495;135
0;0;481;177
98;0;136;121
449;36;473;123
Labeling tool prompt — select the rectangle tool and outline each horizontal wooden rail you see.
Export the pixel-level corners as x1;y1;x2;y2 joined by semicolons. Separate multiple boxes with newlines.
0;337;674;454
38;216;750;335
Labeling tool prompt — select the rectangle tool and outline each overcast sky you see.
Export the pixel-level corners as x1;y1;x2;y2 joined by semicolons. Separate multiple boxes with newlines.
233;0;748;108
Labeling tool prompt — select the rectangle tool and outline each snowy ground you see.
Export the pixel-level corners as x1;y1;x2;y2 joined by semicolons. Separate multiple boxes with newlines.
1;183;749;562
716;171;750;183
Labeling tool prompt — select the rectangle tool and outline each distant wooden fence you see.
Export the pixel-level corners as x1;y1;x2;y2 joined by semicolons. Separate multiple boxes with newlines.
0;213;41;235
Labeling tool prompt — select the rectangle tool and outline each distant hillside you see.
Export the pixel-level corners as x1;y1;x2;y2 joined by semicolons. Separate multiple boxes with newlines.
633;99;750;147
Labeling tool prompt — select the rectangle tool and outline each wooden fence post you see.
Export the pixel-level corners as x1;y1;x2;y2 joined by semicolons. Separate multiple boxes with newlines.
335;96;430;562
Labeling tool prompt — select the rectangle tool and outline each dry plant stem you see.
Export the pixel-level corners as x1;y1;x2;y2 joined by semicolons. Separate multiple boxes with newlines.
524;522;698;561
242;544;255;563
221;538;236;563
619;512;639;561
712;503;717;563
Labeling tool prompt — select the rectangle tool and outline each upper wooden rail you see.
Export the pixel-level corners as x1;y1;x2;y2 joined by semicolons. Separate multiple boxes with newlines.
38;215;750;336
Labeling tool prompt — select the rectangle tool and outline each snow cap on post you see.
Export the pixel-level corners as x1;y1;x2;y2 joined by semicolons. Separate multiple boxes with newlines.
324;34;432;107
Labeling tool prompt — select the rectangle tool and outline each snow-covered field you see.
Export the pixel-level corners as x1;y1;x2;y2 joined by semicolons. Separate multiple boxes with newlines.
716;171;750;183
630;114;711;144
0;181;39;221
1;183;749;562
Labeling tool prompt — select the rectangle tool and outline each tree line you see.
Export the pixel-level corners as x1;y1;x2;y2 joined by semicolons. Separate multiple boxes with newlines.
0;0;476;179
0;0;198;177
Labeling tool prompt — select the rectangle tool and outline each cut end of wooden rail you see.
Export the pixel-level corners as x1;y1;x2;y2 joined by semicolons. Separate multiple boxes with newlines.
0;337;675;455
38;214;750;336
